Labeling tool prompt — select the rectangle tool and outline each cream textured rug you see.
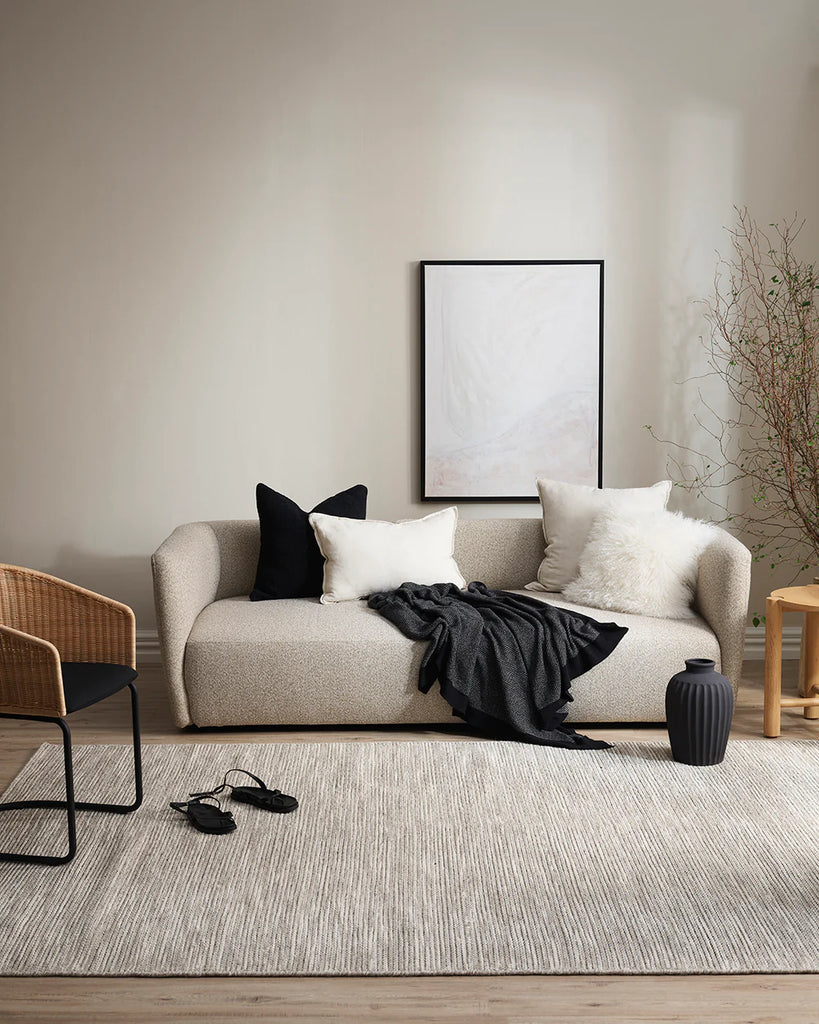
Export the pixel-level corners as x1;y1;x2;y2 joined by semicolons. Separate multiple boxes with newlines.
1;738;818;976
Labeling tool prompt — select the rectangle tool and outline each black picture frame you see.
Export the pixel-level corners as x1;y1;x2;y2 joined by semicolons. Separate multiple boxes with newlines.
420;260;604;502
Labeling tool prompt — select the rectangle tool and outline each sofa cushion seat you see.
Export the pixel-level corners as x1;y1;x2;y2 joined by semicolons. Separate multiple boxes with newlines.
183;591;720;728
185;596;450;727
515;591;721;723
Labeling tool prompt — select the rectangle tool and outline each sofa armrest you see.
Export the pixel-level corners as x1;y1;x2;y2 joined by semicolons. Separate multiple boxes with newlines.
694;527;752;695
151;523;221;727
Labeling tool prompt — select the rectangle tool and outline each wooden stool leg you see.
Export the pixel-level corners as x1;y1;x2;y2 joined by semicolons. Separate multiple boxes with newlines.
798;627;807;695
802;612;819;719
764;596;783;737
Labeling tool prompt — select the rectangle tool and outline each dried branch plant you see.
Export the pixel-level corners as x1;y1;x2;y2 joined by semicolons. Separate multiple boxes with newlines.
648;207;819;577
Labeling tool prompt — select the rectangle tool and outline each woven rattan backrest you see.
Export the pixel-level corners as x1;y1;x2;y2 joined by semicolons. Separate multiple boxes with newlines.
0;565;134;666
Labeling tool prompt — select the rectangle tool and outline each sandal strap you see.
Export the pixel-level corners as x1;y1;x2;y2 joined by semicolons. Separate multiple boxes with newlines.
190;767;270;800
189;783;228;799
222;767;270;791
171;795;224;812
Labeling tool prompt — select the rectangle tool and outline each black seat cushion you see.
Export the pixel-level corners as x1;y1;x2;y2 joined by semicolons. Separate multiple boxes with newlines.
250;482;368;601
60;663;138;714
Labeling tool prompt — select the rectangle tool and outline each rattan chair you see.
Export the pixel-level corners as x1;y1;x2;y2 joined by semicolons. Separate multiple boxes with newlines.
0;565;142;865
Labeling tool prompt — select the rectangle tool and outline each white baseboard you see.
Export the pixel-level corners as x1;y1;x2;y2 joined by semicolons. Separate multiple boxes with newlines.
136;629;162;666
137;626;803;667
743;625;801;660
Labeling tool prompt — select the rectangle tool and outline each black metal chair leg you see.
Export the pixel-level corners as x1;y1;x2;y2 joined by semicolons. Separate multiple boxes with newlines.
74;682;143;814
0;682;143;865
0;718;77;865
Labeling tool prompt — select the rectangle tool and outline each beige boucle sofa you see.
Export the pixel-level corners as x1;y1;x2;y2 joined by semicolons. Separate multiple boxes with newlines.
151;518;751;729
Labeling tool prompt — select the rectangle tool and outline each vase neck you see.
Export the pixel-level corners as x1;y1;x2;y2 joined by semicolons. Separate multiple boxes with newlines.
685;658;715;673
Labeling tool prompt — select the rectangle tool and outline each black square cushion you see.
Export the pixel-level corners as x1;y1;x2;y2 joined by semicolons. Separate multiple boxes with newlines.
250;482;368;600
61;663;138;713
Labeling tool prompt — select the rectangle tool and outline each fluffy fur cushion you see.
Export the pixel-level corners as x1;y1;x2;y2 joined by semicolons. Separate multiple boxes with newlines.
562;508;717;619
532;478;672;592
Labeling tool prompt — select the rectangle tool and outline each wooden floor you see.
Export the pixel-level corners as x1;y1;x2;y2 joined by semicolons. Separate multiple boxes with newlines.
1;661;818;1024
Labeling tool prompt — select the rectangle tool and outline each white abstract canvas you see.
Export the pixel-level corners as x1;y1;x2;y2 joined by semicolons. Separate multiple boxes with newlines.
422;261;602;499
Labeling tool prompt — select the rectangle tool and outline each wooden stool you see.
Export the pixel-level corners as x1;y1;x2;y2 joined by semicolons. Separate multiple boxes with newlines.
764;584;819;737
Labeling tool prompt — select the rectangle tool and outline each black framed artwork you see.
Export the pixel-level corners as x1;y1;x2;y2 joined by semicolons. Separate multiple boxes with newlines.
421;260;604;501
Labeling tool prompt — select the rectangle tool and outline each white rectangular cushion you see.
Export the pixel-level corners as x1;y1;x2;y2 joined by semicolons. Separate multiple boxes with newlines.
309;506;465;603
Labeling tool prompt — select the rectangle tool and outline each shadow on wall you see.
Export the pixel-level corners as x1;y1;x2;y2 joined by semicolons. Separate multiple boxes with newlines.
656;263;720;519
654;101;742;520
49;547;155;628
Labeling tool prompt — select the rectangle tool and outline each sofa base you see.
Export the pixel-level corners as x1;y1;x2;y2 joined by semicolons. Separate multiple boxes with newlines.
180;592;721;728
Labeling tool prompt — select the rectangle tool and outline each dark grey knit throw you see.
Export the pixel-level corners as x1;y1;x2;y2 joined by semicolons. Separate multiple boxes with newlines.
368;581;628;749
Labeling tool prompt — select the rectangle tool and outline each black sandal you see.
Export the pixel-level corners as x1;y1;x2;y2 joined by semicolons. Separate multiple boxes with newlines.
170;796;237;834
191;768;299;814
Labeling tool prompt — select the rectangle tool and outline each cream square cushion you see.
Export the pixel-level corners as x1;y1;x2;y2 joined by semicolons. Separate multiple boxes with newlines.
309;506;466;603
530;478;672;592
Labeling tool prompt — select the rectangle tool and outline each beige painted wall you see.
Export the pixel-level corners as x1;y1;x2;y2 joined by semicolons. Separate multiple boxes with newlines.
1;0;818;628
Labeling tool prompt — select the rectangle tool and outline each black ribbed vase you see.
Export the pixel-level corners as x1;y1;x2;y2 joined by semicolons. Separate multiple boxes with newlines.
665;658;734;766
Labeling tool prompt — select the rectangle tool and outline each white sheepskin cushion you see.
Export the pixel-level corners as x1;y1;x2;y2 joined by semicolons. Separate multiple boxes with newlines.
562;508;717;619
531;478;672;592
